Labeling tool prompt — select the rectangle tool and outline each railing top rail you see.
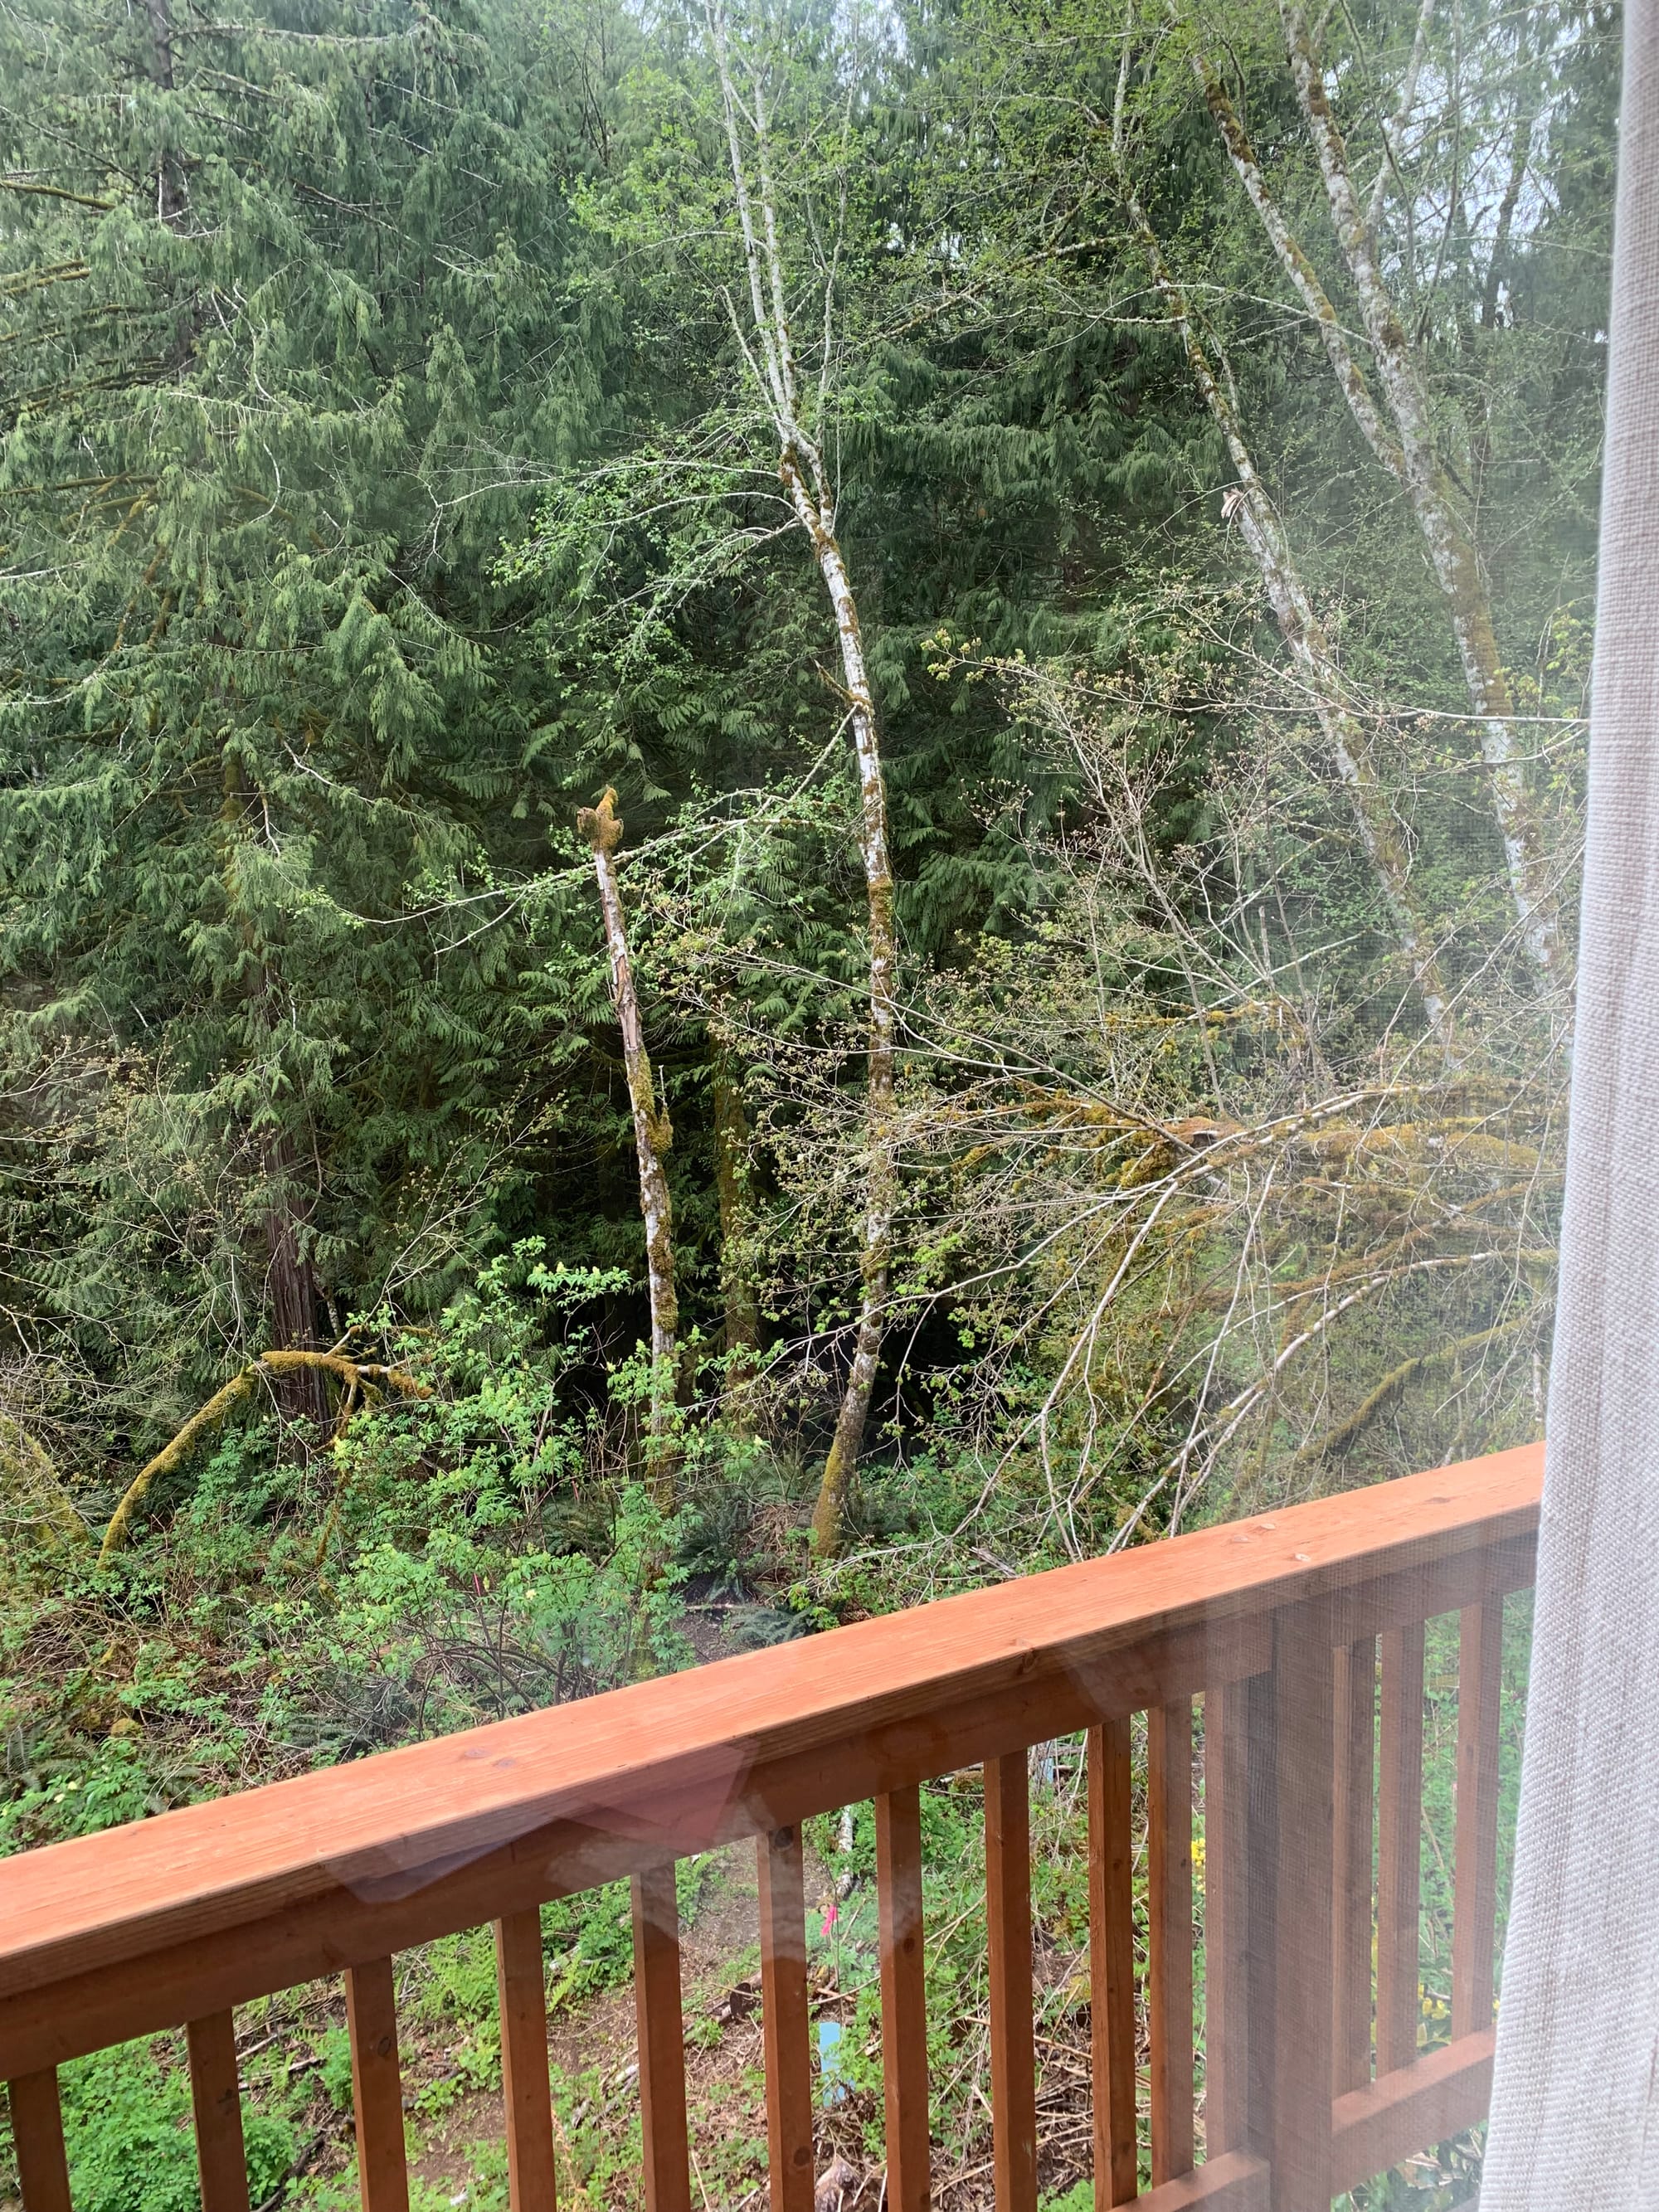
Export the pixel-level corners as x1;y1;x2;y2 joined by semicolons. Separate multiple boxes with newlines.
0;1445;1541;2074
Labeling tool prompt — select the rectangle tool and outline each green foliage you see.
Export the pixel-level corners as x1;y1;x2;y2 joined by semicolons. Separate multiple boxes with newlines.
0;0;636;1436
0;1247;693;1860
542;1857;713;2009
46;2040;293;2212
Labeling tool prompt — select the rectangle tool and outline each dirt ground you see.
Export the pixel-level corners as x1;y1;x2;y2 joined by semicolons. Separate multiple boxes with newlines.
390;1835;1098;2212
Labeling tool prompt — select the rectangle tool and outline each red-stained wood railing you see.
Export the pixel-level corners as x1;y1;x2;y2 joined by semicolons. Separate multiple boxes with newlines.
0;1443;1542;2212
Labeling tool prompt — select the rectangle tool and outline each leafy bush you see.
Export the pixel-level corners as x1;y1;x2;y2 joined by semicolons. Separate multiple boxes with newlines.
543;1857;713;2009
56;2041;292;2212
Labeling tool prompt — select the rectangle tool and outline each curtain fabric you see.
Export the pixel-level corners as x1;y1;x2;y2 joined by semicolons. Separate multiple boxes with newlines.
1482;2;1659;2196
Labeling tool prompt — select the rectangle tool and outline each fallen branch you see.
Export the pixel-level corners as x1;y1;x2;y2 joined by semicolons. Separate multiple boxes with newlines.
1292;1314;1532;1464
98;1349;429;1565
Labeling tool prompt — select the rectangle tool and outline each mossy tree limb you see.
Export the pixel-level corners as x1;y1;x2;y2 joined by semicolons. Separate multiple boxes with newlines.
1292;1316;1532;1466
97;1349;430;1565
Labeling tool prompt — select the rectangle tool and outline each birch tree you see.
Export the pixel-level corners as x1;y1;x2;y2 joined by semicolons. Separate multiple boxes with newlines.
703;0;898;1553
1186;1;1564;984
578;788;680;1487
1106;45;1458;1060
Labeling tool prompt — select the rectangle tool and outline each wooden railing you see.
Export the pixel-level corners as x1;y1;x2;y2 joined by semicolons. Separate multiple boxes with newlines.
0;1443;1543;2212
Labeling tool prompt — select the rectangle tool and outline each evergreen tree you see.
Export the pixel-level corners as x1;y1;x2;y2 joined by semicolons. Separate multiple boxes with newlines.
0;0;623;1427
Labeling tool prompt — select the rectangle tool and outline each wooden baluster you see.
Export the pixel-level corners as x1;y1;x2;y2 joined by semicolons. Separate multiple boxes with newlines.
1376;1621;1425;2074
1201;1683;1250;2160
495;1908;558;2211
7;2069;71;2212
1332;1639;1377;2094
757;1825;815;2212
1268;1607;1334;2212
1147;1704;1194;2185
1452;1599;1505;2039
1087;1717;1137;2209
632;1864;693;2212
187;2011;251;2212
876;1784;931;2212
985;1753;1038;2212
345;1956;411;2212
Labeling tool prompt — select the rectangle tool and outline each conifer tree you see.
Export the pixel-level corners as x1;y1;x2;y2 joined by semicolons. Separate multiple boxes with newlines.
0;0;620;1420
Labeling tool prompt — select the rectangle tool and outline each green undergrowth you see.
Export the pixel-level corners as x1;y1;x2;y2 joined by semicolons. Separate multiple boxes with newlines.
0;1635;1524;2207
0;1261;1532;2210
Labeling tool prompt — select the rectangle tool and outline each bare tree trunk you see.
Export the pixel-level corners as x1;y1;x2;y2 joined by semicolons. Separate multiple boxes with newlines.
578;789;679;1493
263;1174;330;1425
707;0;897;1553
1269;1;1560;980
712;1044;760;1427
1107;101;1457;1057
1194;56;1405;483
780;456;898;1553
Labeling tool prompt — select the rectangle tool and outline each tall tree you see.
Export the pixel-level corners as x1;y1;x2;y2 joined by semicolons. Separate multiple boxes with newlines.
700;0;899;1553
0;0;615;1425
1107;32;1457;1054
1185;0;1567;984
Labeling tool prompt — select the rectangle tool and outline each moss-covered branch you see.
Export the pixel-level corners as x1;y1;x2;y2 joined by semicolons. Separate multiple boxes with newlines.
98;1350;429;1565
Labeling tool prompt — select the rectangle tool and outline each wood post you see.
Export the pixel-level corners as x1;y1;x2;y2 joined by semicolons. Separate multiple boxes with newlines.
876;1785;931;2212
1452;1601;1505;2038
187;2010;251;2212
345;1956;411;2212
985;1753;1039;2212
1147;1704;1195;2185
631;1865;692;2212
1088;1717;1138;2207
1377;1622;1426;2073
758;1826;815;2212
7;2070;71;2212
1332;1640;1377;2093
495;1909;558;2211
1203;1682;1251;2161
1267;1608;1334;2212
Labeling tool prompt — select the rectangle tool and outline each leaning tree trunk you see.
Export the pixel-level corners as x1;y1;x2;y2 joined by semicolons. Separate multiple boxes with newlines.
1270;2;1560;980
1112;143;1457;1058
777;454;900;1554
578;788;679;1495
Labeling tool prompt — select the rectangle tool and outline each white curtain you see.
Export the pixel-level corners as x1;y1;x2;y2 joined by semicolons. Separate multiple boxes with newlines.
1481;2;1659;2197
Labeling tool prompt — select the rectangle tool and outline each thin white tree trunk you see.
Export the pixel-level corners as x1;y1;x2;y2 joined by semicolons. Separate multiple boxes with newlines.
579;788;679;1488
1275;0;1561;979
1194;55;1406;484
781;450;898;1555
708;0;898;1552
1109;124;1457;1056
1365;0;1436;239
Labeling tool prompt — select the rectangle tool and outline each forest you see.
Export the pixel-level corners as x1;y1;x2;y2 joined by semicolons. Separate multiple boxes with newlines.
0;0;1611;2200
